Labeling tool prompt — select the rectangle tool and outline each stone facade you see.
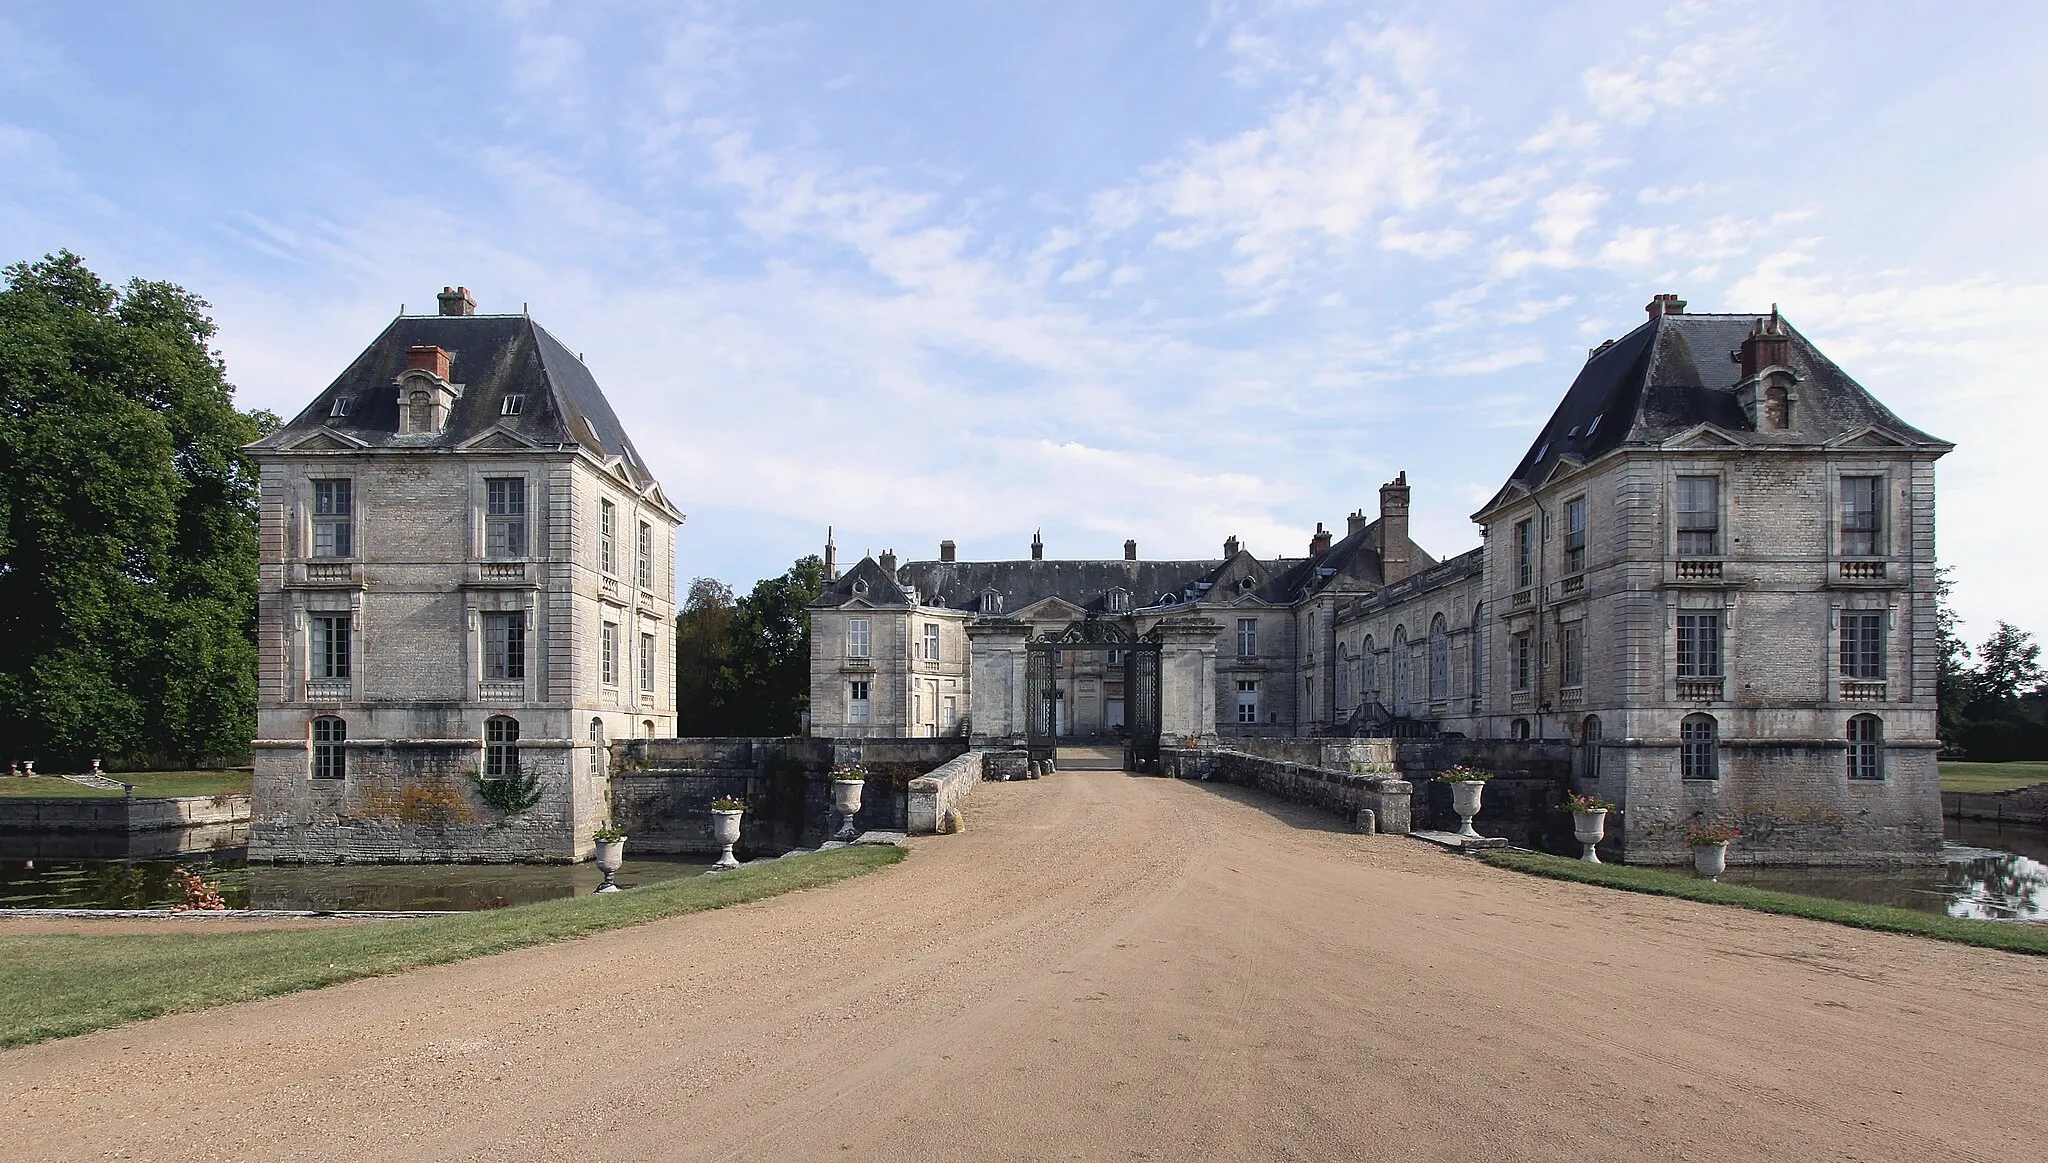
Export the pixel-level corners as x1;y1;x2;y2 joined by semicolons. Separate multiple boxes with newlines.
811;296;1953;864
247;289;683;862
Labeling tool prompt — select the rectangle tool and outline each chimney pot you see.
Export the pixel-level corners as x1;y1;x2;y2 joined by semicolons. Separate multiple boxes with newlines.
1223;535;1240;559
437;286;477;316
1645;292;1687;319
939;539;956;563
1348;509;1368;536
405;345;452;380
1379;472;1414;584
879;549;897;579
1124;538;1138;561
1031;531;1044;561
1310;522;1333;556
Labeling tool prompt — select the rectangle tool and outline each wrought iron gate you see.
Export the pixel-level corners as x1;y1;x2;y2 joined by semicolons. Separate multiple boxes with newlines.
1025;617;1163;769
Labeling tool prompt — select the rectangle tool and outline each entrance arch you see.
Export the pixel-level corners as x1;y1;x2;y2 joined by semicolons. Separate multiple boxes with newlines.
1027;618;1163;770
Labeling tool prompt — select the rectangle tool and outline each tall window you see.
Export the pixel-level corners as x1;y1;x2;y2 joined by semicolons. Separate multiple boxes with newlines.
589;717;605;776
1676;476;1719;557
1470;604;1484;702
848;680;871;725
1515;519;1534;589
1680;713;1718;780
637;522;653;589
923;622;940;661
599;498;617;574
1363;637;1379;705
484;715;520;778
1847;714;1883;780
311;614;352;679
311;716;346;780
1677;613;1722;677
1336;649;1350;707
1236;679;1259;724
312;479;353;558
1841;612;1884;679
1561;621;1583;688
1565;497;1587;575
1428;615;1449;702
483;612;525;680
1581;715;1601;781
601;621;619;685
639;632;655;691
1392;628;1410;711
848;618;871;659
1306;612;1317;659
1237;618;1258;657
1512;631;1532;691
1841;476;1883;556
485;478;526;558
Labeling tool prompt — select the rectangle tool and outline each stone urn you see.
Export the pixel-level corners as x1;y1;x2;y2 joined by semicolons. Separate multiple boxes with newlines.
709;808;743;871
1692;841;1730;879
831;777;865;842
1449;780;1486;838
1572;810;1609;863
593;836;626;893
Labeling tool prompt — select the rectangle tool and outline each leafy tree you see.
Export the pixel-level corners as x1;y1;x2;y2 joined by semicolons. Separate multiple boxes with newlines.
707;555;827;736
674;577;736;736
1934;566;1974;746
0;251;263;767
1972;622;2044;704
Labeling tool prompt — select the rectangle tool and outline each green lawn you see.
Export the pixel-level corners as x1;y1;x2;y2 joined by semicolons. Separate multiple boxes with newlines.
0;770;252;800
1479;850;2048;956
0;845;904;1049
1939;761;2048;794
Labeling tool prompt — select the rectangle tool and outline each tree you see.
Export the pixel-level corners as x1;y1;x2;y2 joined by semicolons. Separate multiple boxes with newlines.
0;251;264;767
1934;566;1973;747
707;555;827;736
674;577;736;736
1973;622;2044;704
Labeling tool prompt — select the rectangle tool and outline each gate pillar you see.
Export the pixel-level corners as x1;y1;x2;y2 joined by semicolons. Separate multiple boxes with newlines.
1151;615;1222;745
966;618;1031;747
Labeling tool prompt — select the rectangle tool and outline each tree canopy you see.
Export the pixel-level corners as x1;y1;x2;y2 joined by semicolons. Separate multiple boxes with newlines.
0;251;268;767
675;555;827;737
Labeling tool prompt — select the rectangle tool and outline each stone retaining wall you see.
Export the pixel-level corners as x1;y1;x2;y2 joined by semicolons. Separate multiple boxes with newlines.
1944;783;2048;827
907;751;997;834
1160;747;1411;834
0;795;251;833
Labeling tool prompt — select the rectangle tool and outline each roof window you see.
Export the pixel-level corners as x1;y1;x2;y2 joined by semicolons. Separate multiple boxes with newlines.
1587;415;1603;436
501;394;524;416
329;397;353;418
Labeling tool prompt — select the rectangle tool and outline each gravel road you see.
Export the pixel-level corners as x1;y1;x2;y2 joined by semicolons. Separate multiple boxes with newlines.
3;770;2043;1162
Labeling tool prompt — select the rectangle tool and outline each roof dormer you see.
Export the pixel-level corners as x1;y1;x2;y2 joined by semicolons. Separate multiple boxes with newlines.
396;345;462;435
1734;308;1799;432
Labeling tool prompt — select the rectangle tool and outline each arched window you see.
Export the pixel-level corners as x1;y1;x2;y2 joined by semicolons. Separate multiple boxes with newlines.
1764;382;1792;430
1428;614;1449;702
1582;714;1602;781
1470;603;1484;706
589;716;606;776
642;718;656;739
1391;627;1410;713
1335;646;1351;707
311;716;347;780
485;715;520;778
1681;713;1718;780
1363;636;1379;705
1847;714;1883;781
1512;717;1530;741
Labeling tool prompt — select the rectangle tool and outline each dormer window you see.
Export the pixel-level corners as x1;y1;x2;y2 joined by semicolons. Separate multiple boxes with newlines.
501;394;524;416
1763;381;1792;430
396;345;459;435
852;579;869;596
329;397;353;418
978;588;1002;614
407;390;431;431
1238;576;1255;594
1106;587;1130;614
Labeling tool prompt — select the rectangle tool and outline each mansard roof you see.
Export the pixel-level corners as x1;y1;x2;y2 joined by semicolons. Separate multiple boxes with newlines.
1477;308;1950;520
898;558;1227;614
812;556;917;609
253;312;658;488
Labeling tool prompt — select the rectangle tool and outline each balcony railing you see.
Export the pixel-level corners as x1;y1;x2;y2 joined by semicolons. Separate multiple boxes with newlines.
305;561;354;583
1558;685;1584;707
1512;588;1533;607
1841;680;1887;701
1675;559;1723;581
1559;574;1584;596
478;680;524;703
479;561;527;582
1840;560;1887;581
1676;677;1723;701
305;678;352;703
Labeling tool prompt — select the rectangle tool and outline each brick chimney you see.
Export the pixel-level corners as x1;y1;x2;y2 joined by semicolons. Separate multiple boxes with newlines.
1031;531;1043;561
825;526;837;580
1379;472;1413;583
878;549;897;580
405;345;452;380
1223;535;1241;559
1124;539;1138;561
1645;292;1687;319
1739;305;1792;378
1309;522;1333;556
1348;509;1369;536
940;539;956;563
438;286;476;316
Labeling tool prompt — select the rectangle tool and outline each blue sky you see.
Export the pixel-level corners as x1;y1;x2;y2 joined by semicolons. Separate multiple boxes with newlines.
3;1;2044;642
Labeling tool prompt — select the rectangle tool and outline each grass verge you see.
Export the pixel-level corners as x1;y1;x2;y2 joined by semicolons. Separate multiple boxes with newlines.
0;770;253;799
0;845;904;1050
1479;849;2048;957
1939;761;2048;795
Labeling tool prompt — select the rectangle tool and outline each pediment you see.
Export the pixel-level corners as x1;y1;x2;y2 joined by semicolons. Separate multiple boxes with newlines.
1014;595;1087;623
282;427;368;452
457;426;541;452
1664;425;1743;450
1826;427;1911;450
1540;455;1587;486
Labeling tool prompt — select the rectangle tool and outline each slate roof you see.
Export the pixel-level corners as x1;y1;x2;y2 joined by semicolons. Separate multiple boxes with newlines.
252;312;658;487
1478;309;1950;518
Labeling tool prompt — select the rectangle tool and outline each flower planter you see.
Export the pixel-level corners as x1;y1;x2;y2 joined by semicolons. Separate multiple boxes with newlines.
1572;809;1609;863
593;836;626;893
831;777;865;842
1692;841;1729;879
709;808;743;871
1449;780;1486;839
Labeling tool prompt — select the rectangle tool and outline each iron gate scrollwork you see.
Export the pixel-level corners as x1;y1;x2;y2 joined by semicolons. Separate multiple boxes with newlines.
1025;617;1163;770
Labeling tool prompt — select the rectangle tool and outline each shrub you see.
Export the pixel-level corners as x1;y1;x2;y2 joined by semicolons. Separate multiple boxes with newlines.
1685;823;1741;846
1438;764;1494;783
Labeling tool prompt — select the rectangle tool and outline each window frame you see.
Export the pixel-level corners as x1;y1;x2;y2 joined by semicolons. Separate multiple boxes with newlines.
1561;620;1583;688
1236;618;1258;658
310;614;352;680
1676;612;1722;678
483;611;526;681
1511;631;1532;692
1515;519;1534;589
1235;678;1259;724
847;617;872;659
1427;615;1449;702
484;477;527;559
1840;474;1884;557
1680;713;1719;780
923;622;940;662
599;498;618;575
1840;611;1885;680
484;715;521;779
311;716;347;780
311;479;354;559
1847;714;1884;781
639;631;655;692
1676;475;1719;558
1564;496;1587;576
848;679;872;725
601;621;619;686
637;521;653;590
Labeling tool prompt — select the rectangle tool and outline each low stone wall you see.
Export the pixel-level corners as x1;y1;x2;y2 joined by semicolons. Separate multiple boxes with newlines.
1224;738;1397;770
907;750;1011;834
1944;783;2048;827
0;795;251;833
1160;747;1411;834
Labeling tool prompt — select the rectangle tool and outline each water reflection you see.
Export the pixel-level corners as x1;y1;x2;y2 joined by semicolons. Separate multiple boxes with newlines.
1714;819;2048;922
0;851;708;912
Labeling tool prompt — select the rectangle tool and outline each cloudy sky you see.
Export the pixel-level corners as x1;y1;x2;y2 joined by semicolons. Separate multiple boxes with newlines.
3;0;2043;640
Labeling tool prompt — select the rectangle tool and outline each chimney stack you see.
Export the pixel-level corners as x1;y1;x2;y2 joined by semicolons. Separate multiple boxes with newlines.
1223;535;1241;559
1379;471;1413;584
1031;531;1044;561
1645;292;1687;319
1739;305;1791;378
1310;522;1333;556
878;549;897;579
405;345;452;380
438;286;477;316
825;527;837;580
939;539;956;563
1124;539;1138;561
1348;509;1369;537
